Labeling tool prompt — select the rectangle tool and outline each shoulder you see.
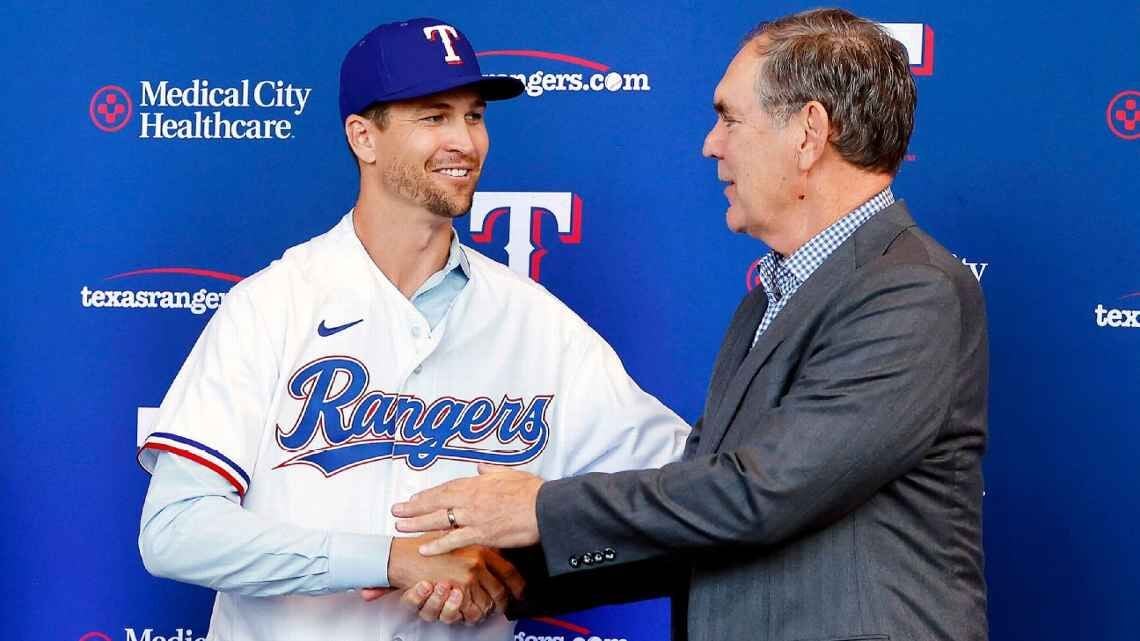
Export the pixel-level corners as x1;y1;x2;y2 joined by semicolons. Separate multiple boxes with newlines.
227;214;356;305
208;215;356;339
876;222;983;309
836;217;984;333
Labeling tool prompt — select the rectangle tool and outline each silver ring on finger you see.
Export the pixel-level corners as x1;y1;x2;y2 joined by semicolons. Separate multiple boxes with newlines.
447;507;458;529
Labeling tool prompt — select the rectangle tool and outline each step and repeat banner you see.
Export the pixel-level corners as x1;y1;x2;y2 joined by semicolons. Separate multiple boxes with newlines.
3;1;1137;640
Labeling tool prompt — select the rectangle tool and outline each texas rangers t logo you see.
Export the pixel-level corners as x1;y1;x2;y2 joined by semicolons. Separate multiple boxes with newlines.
470;192;583;281
423;25;463;64
274;357;551;475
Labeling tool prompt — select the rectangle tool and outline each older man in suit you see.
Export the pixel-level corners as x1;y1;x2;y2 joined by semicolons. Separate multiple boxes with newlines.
392;8;989;641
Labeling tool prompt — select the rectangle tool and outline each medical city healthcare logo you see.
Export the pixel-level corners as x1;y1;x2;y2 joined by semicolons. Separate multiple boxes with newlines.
1106;90;1140;141
90;85;133;132
80;267;242;315
88;78;313;139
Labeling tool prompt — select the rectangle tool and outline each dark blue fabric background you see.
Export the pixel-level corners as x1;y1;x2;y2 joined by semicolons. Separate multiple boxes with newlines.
3;2;1137;639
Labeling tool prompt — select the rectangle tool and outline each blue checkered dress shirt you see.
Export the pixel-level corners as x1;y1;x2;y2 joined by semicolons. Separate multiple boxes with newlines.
751;188;895;348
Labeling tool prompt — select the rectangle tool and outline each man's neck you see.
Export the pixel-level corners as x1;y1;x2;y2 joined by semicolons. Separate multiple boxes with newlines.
766;171;892;256
352;190;454;299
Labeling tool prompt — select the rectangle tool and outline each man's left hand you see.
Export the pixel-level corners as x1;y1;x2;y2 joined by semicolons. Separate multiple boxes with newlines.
393;464;544;555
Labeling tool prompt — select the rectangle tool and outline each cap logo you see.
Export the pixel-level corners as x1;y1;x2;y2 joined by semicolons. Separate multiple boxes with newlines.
423;24;463;65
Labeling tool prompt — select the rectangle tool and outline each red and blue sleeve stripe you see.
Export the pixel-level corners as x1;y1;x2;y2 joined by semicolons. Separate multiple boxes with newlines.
139;432;251;496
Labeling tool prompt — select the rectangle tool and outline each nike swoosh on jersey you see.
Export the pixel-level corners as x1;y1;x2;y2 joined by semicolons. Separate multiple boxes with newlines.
317;319;363;337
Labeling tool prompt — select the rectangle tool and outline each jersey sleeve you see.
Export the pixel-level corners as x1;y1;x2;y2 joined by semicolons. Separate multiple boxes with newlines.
140;451;393;594
551;326;689;476
137;285;278;497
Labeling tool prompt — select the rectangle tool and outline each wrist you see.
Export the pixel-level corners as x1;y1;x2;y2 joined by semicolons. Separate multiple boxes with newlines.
386;537;415;588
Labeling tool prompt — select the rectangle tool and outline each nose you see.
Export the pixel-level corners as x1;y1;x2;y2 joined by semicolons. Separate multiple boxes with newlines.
702;121;722;160
446;119;476;156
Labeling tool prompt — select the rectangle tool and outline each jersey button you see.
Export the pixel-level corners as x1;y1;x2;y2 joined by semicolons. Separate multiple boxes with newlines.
413;365;423;375
411;326;422;338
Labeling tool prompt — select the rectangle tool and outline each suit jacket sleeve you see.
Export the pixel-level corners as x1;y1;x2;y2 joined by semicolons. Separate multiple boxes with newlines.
682;416;702;459
536;264;964;576
503;545;686;620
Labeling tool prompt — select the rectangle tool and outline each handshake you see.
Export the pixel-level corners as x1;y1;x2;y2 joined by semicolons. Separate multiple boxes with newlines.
362;465;547;624
360;531;525;625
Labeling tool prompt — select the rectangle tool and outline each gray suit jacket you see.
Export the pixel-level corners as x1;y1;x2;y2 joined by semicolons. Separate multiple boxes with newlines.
529;202;989;641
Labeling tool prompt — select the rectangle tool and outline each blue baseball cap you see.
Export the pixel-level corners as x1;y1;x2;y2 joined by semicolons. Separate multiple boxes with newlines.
339;17;524;122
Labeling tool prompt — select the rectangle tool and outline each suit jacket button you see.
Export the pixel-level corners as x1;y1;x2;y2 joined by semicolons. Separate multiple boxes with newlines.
592;551;605;564
568;555;581;569
582;553;594;565
603;547;616;561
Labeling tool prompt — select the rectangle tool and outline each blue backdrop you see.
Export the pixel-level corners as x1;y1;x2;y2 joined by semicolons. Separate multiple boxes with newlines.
4;2;1138;640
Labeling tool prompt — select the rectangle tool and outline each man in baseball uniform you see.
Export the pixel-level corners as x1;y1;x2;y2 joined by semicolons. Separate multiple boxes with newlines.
137;17;689;641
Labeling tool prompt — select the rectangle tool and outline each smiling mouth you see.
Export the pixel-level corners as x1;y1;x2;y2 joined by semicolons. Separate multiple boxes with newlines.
433;168;471;178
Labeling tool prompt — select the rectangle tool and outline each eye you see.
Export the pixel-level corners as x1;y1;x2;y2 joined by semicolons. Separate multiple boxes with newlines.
465;111;485;124
421;114;444;124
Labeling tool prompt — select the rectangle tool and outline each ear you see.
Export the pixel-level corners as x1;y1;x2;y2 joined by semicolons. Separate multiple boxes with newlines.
345;114;378;165
796;100;830;172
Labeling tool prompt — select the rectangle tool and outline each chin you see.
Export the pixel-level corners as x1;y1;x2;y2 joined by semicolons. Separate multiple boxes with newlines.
452;192;476;217
725;207;747;234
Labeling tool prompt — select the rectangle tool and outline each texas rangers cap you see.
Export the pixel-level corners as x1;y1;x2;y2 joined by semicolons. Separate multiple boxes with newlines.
339;17;525;122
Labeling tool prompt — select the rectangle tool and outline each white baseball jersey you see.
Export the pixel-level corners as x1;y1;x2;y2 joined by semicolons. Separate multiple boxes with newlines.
137;211;689;641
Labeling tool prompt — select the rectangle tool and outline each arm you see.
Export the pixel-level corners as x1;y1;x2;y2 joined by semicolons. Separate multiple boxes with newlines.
139;451;390;596
552;324;690;475
137;288;389;595
501;545;686;620
142;451;523;619
536;265;962;573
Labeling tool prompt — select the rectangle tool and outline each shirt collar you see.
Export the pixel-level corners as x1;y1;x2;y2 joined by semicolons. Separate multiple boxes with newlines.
754;253;785;300
446;229;471;279
410;229;470;300
754;186;895;292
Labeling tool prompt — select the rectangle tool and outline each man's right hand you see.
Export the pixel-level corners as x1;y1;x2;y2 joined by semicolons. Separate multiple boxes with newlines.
382;532;525;624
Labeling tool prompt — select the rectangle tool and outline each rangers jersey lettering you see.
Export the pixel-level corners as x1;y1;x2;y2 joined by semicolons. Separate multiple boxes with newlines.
276;356;550;474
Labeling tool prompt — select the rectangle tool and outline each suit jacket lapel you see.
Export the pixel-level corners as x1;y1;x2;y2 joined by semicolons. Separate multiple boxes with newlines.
698;201;918;455
697;244;851;455
704;289;767;420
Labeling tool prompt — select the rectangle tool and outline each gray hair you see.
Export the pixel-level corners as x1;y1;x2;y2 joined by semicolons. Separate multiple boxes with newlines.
746;8;916;175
